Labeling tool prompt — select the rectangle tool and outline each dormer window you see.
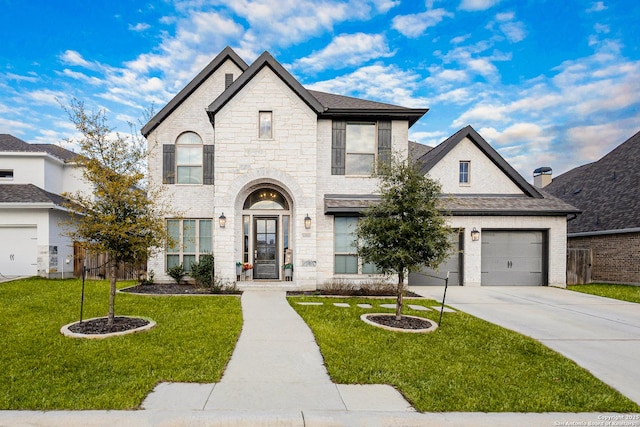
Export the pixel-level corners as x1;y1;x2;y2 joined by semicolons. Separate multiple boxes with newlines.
259;111;272;139
459;161;470;185
176;132;203;184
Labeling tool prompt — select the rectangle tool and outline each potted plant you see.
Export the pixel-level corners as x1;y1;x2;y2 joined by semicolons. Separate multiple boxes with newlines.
243;263;253;280
236;262;242;280
283;263;293;281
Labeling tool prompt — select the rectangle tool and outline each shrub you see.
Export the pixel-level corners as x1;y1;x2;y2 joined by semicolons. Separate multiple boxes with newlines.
190;255;215;289
139;270;155;286
167;264;186;284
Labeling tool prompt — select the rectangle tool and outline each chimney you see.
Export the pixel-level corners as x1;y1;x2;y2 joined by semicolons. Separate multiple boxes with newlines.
533;167;552;188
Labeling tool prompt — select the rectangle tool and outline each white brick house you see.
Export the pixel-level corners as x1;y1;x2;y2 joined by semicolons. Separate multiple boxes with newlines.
143;47;577;289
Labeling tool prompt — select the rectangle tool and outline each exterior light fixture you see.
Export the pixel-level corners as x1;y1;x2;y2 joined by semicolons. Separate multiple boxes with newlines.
304;213;312;229
219;212;226;228
471;227;480;241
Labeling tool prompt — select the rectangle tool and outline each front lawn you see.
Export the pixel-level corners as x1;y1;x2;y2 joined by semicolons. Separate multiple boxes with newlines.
0;277;242;410
289;296;640;413
568;283;640;304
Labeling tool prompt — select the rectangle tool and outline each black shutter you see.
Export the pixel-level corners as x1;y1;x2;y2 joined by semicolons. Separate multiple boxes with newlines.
377;120;392;167
331;120;346;175
203;145;215;185
162;144;175;184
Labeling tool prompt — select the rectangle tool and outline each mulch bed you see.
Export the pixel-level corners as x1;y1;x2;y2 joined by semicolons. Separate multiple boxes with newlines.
121;284;241;295
68;316;149;334
367;314;433;330
287;290;422;297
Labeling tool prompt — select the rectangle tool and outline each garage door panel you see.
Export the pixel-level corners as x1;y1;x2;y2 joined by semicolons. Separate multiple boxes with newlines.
0;227;38;276
410;233;462;286
481;231;544;286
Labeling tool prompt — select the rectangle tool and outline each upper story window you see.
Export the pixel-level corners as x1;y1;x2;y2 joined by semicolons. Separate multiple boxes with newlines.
459;161;470;185
0;169;14;180
259;111;272;139
176;132;203;184
346;122;376;175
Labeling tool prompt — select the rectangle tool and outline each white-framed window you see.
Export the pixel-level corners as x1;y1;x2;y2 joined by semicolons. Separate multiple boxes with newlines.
167;218;212;272
346;122;376;175
459;161;470;185
0;169;14;180
259;111;272;139
334;216;382;274
176;132;203;184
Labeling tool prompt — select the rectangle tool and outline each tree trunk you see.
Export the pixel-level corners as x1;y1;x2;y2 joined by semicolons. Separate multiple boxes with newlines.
107;261;118;329
395;270;404;321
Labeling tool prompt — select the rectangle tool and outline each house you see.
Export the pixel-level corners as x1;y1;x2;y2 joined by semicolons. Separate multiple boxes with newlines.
545;130;640;284
143;47;577;288
0;134;88;278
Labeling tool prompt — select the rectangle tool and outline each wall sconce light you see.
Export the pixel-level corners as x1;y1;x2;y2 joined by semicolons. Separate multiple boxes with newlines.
304;213;312;229
219;212;226;228
471;227;480;241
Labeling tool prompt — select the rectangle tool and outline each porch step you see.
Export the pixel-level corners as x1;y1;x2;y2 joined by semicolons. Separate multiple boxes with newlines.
237;280;308;291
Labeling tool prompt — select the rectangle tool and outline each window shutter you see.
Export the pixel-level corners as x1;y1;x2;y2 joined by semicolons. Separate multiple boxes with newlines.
377;120;392;167
203;145;215;185
162;144;175;184
331;120;346;175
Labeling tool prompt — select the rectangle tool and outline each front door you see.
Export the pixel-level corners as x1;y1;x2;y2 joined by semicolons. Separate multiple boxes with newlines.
254;217;278;279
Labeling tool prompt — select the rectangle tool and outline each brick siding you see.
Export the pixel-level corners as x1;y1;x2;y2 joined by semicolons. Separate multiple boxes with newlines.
568;232;640;284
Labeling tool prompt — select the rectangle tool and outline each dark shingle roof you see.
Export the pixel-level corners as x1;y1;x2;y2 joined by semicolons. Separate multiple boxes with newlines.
545;129;640;233
409;141;432;163
0;134;77;162
0;184;68;206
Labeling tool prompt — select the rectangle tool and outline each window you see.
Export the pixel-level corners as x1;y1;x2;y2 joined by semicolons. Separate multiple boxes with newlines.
176;132;203;184
0;170;13;180
259;111;272;139
166;218;212;272
346;123;376;175
459;161;470;185
334;217;382;274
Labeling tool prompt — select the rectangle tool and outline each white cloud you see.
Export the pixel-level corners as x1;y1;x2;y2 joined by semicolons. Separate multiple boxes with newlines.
586;1;607;12
392;8;453;38
60;50;97;70
293;33;395;72
3;72;38;83
458;0;500;12
26;89;69;106
451;34;471;44
129;22;151;32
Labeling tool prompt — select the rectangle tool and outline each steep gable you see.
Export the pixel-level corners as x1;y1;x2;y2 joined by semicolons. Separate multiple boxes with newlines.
142;46;249;137
546;129;640;233
418;125;542;198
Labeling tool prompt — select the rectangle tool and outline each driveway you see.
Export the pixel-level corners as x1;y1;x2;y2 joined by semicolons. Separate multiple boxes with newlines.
409;285;640;406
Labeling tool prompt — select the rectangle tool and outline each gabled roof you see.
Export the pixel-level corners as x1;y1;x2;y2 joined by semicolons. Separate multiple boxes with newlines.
141;46;249;137
409;141;432;163
0;184;68;207
417;125;543;199
545;129;640;233
206;50;324;124
0;134;77;162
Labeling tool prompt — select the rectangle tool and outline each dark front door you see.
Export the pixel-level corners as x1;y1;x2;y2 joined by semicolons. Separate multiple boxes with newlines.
254;217;278;279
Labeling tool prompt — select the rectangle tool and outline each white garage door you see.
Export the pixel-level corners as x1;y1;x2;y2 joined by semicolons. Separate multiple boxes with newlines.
0;227;38;277
409;232;462;286
481;230;544;286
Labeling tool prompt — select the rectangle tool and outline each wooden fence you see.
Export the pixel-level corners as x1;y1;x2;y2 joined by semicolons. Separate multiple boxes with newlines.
73;243;146;281
567;248;592;285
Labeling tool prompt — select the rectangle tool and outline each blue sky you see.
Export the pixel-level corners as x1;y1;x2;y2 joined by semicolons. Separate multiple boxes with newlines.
1;0;639;179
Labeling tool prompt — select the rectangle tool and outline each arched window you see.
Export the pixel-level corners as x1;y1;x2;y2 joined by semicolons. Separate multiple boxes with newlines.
176;132;203;184
243;189;289;210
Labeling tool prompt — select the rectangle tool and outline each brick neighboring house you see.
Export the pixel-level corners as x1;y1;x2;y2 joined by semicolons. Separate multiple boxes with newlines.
545;130;640;284
143;47;578;288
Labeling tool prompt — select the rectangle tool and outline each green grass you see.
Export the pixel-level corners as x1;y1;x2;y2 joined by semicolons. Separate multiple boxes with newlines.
289;296;640;413
0;277;242;410
568;283;640;304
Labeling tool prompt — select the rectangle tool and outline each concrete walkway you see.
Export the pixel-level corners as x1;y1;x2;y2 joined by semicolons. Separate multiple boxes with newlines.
410;285;640;406
143;290;413;413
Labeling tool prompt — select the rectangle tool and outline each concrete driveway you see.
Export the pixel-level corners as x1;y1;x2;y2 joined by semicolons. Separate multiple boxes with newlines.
409;285;640;406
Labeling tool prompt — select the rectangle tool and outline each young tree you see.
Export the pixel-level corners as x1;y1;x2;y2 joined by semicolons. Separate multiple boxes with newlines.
62;99;170;329
357;153;452;320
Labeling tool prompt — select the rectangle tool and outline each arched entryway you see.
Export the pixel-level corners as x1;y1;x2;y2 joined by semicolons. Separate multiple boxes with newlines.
241;187;292;280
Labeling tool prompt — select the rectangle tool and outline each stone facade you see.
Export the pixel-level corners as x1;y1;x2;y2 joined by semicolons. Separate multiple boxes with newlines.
568;232;640;284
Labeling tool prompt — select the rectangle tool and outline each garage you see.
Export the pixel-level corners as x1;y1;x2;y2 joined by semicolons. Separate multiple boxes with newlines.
409;232;462;286
481;230;545;286
0;226;38;277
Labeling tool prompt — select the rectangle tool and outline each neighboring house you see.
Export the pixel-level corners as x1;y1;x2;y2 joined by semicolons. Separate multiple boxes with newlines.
0;134;88;278
545;130;640;284
143;47;577;288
